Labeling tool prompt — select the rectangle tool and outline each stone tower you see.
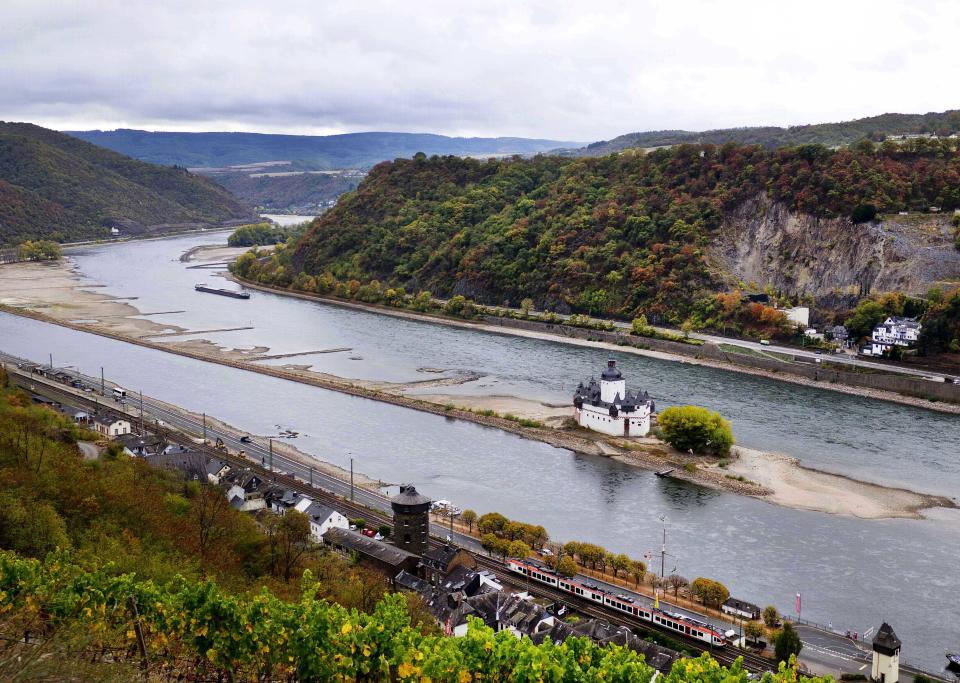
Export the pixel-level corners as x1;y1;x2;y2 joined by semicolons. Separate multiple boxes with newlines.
871;622;901;683
391;484;431;556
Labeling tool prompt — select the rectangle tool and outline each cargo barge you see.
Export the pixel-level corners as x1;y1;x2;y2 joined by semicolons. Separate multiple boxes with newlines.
194;283;250;299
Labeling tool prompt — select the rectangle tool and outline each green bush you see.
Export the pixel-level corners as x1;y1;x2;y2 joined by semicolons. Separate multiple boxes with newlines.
658;405;734;456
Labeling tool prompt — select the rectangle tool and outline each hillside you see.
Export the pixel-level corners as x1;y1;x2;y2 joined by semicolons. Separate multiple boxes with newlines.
278;142;960;328
572;110;960;156
214;170;363;213
0;122;252;245
66;129;581;169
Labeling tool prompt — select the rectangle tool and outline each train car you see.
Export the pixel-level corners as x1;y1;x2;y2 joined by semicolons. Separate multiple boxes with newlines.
508;557;726;647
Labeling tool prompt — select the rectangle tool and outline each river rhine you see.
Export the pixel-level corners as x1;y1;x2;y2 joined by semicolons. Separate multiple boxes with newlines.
1;231;958;672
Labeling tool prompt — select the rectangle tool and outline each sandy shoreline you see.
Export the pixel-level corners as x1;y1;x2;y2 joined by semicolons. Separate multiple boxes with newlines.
0;249;954;520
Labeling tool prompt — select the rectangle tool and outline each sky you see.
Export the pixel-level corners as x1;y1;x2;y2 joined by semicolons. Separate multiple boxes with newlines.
2;0;959;142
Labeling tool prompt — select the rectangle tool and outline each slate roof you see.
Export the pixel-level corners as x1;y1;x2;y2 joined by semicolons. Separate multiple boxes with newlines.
395;570;432;593
872;622;902;654
723;597;761;615
304;502;338;524
391;484;431;506
323;527;418;567
465;592;546;635
530;619;680;673
420;543;461;571
600;359;623;381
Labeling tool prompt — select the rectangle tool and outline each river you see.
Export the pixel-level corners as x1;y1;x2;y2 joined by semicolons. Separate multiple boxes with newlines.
2;231;959;672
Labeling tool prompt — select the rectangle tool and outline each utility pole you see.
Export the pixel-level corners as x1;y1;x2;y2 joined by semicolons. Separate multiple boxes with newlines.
100;367;104;396
202;413;207;443
268;439;273;472
139;389;144;435
49;353;53;370
309;466;313;487
350;456;354;502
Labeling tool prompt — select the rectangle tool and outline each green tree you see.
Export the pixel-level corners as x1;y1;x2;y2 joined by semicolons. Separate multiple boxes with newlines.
744;620;765;642
265;509;313;581
557;555;578;577
460;508;477;532
763;605;780;627
17;240;62;261
690;577;730;608
0;494;69;557
612;553;632;578
630;560;647;586
658;405;734;456
667;574;689;598
631;315;652;336
520;297;535;316
774;622;803;663
507;540;531;559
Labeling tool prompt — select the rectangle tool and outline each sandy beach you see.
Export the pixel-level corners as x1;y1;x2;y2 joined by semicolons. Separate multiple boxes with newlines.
1;245;955;520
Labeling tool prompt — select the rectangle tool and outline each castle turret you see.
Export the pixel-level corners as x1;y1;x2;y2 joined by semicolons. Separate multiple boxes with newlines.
391;484;431;556
599;359;626;403
871;623;901;683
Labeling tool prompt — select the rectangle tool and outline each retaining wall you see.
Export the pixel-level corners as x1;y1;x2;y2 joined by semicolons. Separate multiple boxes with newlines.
481;316;960;404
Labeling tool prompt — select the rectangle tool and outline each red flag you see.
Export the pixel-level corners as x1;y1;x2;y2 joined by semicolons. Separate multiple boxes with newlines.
796;592;802;617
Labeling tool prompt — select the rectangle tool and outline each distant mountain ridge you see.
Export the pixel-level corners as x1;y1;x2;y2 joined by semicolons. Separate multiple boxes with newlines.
570;110;960;156
66;129;581;169
0;122;252;245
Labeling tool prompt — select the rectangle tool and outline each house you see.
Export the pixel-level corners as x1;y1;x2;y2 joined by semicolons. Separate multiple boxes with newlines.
205;459;231;485
110;227;121;236
782;306;810;328
722;597;761;620
418;543;477;586
831;325;850;346
573;360;654;437
463;591;555;639
146;449;211;480
322;527;419;583
114;433;167;457
862;317;922;357
91;414;132;437
531;619;681;674
302;501;348;541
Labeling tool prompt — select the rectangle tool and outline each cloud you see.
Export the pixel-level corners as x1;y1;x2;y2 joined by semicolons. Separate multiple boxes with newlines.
1;0;959;140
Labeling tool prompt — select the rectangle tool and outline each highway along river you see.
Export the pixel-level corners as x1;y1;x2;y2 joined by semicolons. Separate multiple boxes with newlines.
1;232;958;672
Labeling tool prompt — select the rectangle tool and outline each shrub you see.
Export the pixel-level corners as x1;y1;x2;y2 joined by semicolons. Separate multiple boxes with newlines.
658;406;734;456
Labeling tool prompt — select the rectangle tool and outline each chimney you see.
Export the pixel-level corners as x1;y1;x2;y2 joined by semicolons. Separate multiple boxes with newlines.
607;359;616;369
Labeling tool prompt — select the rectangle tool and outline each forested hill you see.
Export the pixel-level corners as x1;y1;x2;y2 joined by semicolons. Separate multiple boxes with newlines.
66;129;581;169
573;110;960;156
291;142;960;324
0;122;252;245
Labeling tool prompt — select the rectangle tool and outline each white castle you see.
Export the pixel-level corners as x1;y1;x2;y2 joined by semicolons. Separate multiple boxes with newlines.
573;360;654;437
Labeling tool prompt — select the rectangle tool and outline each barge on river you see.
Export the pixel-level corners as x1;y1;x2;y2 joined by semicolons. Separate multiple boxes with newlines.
194;283;250;299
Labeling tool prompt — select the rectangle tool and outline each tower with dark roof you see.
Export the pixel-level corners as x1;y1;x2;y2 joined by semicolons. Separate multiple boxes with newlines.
871;622;901;683
391;484;431;556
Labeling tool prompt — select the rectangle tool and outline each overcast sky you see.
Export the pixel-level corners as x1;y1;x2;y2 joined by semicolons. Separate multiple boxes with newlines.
2;0;959;142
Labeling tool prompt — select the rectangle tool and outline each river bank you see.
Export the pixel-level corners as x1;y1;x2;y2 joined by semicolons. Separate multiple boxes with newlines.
0;251;953;520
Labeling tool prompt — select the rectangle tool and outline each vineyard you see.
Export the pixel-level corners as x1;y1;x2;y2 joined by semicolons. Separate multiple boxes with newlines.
0;552;831;682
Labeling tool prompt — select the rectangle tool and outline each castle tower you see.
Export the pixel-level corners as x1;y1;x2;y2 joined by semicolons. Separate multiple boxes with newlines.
871;623;901;683
391;484;431;556
599;359;626;403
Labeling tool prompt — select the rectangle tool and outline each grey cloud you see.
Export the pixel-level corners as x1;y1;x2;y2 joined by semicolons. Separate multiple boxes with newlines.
2;0;959;139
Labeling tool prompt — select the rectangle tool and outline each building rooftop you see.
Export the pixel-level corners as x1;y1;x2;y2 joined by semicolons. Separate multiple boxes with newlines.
420;543;461;571
391;484;431;506
323;527;418;567
872;622;902;654
600;359;622;381
723;597;761;613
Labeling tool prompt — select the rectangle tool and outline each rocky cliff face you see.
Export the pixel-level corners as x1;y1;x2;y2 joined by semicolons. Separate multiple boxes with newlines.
707;194;960;303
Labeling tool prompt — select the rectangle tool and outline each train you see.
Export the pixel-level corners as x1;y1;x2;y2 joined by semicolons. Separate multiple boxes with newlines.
507;557;728;648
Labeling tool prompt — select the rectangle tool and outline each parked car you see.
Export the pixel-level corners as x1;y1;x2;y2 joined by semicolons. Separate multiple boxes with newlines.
239;435;252;443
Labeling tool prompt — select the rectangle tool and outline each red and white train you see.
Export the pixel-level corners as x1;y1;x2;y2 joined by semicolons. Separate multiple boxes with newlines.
508;557;727;648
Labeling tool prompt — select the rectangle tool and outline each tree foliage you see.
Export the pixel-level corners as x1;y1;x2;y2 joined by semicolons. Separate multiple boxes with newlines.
690;577;730;608
658;406;734;456
227;222;292;247
774;623;804;663
16;239;62;261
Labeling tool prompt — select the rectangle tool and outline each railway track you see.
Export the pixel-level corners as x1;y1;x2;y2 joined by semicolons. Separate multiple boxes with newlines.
8;362;776;673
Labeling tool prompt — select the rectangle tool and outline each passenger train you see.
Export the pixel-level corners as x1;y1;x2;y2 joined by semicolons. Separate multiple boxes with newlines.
508;557;727;647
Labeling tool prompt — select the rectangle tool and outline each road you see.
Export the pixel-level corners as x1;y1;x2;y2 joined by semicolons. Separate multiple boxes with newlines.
3;352;953;681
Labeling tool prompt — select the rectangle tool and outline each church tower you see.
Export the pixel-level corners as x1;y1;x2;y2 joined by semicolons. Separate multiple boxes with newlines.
391;484;431;556
871;622;901;683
